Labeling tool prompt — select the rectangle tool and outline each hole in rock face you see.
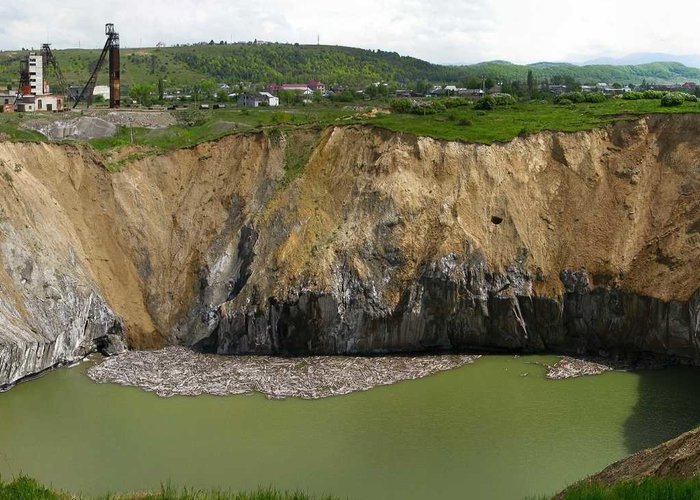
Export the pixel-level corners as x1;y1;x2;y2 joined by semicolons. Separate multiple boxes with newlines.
491;216;503;225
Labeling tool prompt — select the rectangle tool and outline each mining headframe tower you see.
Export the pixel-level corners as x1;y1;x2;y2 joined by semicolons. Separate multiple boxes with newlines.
73;23;120;109
3;23;122;113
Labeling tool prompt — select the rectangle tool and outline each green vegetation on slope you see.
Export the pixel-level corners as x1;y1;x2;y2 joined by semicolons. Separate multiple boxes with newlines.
0;476;335;500
558;476;700;499
364;97;700;143
3;94;700;158
2;43;700;92
88;97;700;153
466;60;700;86
89;107;344;154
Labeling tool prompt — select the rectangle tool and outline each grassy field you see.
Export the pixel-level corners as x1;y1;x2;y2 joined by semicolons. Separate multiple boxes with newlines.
558;477;700;499
88;106;352;153
364;98;700;143
0;476;336;500
1;97;700;157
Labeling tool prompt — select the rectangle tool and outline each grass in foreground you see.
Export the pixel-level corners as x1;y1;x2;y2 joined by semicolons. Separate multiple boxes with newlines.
0;476;337;500
559;476;700;499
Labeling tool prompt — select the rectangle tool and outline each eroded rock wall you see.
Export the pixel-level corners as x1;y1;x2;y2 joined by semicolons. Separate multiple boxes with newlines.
3;116;700;386
0;132;285;386
197;116;700;359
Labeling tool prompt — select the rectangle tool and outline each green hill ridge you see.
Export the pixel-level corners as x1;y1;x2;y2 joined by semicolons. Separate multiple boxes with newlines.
1;43;699;91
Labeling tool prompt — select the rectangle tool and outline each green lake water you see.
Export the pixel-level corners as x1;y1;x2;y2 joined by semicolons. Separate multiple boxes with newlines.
2;355;700;500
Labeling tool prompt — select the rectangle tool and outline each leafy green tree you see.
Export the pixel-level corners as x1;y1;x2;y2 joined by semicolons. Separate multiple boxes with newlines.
216;90;229;102
278;90;302;105
413;80;430;94
527;70;535;96
129;84;155;106
465;77;482;89
200;79;217;99
158;78;165;101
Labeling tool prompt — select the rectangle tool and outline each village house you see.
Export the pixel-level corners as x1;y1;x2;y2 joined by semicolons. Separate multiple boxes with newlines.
0;91;16;106
238;92;279;107
0;91;15;113
16;94;64;112
307;81;325;92
540;84;568;95
455;88;484;97
266;81;325;95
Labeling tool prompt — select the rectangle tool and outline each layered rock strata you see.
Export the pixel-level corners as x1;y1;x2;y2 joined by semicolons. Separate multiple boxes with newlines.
3;115;700;385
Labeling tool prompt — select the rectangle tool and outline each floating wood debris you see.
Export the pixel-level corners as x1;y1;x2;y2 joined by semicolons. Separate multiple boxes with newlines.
545;356;614;380
87;346;481;399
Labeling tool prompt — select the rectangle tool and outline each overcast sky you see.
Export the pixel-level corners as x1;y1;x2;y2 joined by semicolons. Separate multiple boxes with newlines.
0;0;698;64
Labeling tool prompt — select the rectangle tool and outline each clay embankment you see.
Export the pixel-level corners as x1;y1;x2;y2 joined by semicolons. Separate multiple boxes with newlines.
2;115;700;385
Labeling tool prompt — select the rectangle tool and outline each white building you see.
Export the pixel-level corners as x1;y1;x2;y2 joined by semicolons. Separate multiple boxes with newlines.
238;92;279;107
0;92;16;106
15;51;64;112
16;94;64;112
28;53;46;95
93;85;111;101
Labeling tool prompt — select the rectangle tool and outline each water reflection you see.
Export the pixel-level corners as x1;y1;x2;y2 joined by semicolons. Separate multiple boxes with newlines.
624;366;700;453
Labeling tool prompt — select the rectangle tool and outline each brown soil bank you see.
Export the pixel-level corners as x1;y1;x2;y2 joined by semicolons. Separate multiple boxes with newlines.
563;426;700;491
2;115;700;385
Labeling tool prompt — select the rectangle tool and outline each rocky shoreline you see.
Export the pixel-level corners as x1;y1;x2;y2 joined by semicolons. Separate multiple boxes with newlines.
87;346;480;399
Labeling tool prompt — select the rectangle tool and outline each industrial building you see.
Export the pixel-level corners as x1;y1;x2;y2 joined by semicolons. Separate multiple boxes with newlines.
10;23;121;112
15;49;65;113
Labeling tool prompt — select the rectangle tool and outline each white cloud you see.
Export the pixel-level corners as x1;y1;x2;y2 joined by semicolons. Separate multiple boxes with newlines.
0;0;699;64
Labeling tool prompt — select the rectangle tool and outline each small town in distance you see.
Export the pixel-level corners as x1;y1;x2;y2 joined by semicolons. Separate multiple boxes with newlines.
2;22;700;115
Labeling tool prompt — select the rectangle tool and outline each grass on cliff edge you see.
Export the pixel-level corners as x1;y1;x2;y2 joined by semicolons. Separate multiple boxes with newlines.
363;98;700;144
554;476;700;499
88;107;349;152
0;475;337;500
81;98;700;150
2;97;700;154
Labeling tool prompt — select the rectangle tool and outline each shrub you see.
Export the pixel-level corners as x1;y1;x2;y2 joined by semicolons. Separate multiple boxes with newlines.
584;92;607;103
491;93;516;105
457;118;473;126
442;98;472;108
555;92;585;104
175;109;207;127
389;98;413;113
474;96;495;110
555;98;573;106
642;90;666;99
661;92;686;107
684;94;698;102
622;91;643;100
390;99;447;115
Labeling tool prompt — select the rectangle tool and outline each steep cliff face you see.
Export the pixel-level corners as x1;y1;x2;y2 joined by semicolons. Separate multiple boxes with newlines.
203;116;700;359
0;133;285;386
2;115;700;386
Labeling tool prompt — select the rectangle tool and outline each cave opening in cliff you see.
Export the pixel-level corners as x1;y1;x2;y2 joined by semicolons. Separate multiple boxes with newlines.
491;216;503;225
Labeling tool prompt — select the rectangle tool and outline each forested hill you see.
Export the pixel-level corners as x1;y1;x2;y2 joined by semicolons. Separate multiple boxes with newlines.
1;42;700;90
